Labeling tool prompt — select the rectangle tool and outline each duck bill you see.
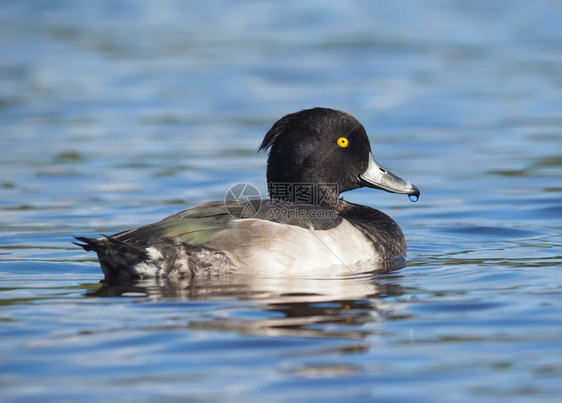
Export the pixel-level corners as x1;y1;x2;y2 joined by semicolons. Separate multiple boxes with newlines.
358;153;420;200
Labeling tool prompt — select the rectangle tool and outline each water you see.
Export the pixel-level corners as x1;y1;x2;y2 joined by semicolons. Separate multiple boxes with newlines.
1;1;561;401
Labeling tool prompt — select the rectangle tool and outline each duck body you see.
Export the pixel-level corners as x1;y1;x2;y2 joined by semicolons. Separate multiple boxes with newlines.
76;199;406;281
75;108;419;282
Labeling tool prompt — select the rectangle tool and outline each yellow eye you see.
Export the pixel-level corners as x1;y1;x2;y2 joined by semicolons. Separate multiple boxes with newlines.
337;137;349;148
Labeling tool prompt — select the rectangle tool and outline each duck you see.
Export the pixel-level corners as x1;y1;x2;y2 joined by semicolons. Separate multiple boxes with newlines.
75;108;419;282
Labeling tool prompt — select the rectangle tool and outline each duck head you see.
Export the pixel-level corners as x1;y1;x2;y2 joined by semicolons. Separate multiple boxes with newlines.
259;108;419;205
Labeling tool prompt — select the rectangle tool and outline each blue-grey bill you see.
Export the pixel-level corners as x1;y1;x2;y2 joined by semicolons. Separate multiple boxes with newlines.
358;153;420;202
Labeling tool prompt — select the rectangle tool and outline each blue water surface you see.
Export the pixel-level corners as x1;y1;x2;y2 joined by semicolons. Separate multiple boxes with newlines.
1;1;561;401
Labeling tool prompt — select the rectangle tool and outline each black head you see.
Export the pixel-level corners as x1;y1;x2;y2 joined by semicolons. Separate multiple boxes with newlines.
259;107;419;205
259;108;370;203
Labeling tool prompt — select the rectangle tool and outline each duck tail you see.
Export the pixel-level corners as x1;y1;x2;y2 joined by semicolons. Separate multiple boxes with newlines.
74;235;236;282
73;236;102;252
73;235;149;281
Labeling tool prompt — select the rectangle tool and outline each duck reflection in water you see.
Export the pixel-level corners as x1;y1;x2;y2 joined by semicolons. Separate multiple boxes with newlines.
90;267;405;340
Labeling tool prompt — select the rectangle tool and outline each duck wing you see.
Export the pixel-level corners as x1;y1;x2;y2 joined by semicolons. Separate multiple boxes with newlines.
111;199;343;246
112;200;244;247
